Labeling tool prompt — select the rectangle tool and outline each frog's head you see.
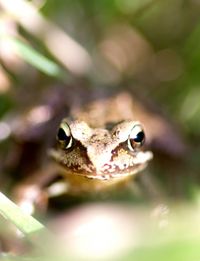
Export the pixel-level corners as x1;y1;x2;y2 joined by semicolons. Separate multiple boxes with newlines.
49;119;153;180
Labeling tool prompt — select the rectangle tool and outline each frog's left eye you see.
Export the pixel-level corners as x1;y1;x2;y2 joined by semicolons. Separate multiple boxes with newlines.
57;121;73;149
128;124;145;150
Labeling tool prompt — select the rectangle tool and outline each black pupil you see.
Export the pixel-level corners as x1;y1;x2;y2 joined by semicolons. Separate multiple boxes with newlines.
134;131;144;143
57;128;69;141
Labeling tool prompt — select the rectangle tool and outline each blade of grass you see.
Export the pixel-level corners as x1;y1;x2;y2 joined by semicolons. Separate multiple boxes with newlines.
0;0;92;76
0;192;52;250
3;36;66;80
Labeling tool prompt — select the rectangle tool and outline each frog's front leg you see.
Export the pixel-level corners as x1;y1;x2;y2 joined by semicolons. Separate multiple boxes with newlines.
12;163;64;215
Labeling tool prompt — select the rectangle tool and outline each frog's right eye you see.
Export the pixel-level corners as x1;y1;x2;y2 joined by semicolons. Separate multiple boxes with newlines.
127;123;145;151
57;121;73;149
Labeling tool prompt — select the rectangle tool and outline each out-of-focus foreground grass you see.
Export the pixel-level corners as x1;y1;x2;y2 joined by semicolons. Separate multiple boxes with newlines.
1;0;200;260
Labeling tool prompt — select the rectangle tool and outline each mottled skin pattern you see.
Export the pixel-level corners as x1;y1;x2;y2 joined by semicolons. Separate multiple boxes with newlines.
49;119;153;193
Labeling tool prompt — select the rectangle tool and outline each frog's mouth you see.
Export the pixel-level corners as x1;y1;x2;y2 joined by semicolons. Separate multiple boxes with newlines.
49;149;153;180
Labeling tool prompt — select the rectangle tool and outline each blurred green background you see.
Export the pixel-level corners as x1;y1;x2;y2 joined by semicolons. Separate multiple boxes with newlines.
1;0;200;135
1;0;200;260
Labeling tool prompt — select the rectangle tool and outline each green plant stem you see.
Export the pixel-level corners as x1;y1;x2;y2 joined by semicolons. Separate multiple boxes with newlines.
0;192;51;250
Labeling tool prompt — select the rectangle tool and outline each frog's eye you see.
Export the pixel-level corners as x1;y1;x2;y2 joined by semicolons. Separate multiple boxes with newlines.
128;124;145;150
57;121;73;149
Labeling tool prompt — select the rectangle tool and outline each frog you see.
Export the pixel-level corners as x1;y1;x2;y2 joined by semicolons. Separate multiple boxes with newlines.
11;93;153;214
